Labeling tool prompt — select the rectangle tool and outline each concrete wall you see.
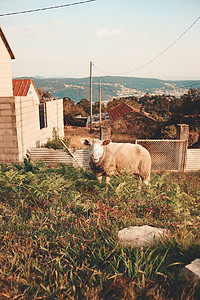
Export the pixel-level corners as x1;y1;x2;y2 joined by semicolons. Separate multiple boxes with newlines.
0;97;19;162
15;96;40;161
0;97;64;162
39;99;64;148
46;99;64;137
0;37;13;97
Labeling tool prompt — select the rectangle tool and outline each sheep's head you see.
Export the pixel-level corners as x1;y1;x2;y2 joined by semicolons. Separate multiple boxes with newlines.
80;138;110;163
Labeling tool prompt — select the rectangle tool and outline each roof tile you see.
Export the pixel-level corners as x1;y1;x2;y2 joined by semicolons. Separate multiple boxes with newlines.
12;79;32;96
108;103;156;122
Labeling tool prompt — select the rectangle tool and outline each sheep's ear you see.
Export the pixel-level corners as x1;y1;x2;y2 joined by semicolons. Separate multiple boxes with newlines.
102;140;110;146
80;138;90;146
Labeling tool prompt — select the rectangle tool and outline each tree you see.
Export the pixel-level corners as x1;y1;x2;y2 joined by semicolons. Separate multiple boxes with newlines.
63;97;75;113
77;98;90;116
92;101;107;115
179;88;200;116
42;91;52;100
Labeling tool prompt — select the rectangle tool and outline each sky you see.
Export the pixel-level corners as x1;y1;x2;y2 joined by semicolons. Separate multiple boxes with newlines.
1;0;200;80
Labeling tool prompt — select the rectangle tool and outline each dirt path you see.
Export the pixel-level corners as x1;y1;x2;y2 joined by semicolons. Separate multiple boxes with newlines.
64;126;100;150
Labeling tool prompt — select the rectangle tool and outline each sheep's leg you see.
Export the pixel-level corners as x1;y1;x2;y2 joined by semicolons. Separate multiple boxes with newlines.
103;176;110;192
97;176;103;183
105;176;110;185
143;180;149;186
141;175;150;186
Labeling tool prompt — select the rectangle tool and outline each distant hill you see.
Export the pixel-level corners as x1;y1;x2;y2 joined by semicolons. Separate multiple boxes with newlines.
14;76;200;103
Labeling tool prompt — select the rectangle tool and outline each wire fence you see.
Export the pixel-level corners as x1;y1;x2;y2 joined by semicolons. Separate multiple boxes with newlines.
136;140;188;172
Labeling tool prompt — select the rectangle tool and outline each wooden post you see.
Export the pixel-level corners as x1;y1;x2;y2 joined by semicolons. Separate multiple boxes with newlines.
177;124;189;172
177;124;189;141
99;78;101;126
90;61;93;133
100;126;111;141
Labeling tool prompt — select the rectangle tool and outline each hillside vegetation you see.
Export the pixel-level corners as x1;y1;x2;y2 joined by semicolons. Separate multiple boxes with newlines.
17;76;196;102
63;88;200;146
0;160;200;299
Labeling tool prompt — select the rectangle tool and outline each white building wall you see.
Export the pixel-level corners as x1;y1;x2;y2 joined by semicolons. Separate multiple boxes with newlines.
0;37;13;97
46;99;64;137
0;96;64;162
15;98;64;161
15;96;40;161
27;83;40;104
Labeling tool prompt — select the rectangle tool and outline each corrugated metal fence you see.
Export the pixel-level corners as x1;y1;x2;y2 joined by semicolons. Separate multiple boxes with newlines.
29;148;90;169
186;149;200;172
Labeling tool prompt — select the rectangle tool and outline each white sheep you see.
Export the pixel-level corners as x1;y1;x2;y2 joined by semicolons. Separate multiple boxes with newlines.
80;138;151;185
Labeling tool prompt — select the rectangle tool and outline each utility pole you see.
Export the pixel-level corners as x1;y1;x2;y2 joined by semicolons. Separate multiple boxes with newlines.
99;78;101;126
90;61;93;133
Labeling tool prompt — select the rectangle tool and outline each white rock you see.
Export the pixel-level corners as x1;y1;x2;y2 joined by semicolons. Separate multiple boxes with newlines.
118;225;168;247
182;259;200;281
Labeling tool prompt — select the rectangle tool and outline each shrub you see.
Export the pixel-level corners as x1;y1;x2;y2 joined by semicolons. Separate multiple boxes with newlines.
161;125;177;139
43;128;70;150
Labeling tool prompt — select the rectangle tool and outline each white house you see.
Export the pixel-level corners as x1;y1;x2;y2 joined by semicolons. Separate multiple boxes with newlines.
13;78;40;104
0;26;15;97
0;26;64;162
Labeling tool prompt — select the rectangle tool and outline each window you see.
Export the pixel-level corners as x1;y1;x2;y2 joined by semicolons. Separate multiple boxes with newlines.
39;103;47;129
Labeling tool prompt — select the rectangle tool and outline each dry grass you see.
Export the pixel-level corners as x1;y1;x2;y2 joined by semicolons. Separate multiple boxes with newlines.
111;132;134;143
64;126;100;150
64;126;134;150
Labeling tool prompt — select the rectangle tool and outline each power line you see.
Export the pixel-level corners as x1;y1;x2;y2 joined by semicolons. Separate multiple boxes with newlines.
94;16;200;76
94;66;200;96
93;66;118;99
94;63;200;91
0;0;96;17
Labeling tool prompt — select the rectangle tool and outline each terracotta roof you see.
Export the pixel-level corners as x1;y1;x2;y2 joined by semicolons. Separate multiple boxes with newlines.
108;103;156;122
13;79;33;96
0;26;15;59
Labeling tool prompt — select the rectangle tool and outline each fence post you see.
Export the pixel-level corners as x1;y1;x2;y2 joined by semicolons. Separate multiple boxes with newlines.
177;124;189;141
100;126;111;141
176;124;189;172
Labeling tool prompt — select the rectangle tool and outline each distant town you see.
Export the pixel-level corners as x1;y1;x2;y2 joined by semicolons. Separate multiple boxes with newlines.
21;76;196;103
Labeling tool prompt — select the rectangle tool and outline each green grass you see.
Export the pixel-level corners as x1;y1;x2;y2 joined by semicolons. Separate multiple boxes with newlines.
0;160;200;299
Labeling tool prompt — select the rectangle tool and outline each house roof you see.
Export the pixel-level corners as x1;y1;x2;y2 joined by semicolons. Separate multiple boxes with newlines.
0;26;15;59
13;79;32;96
12;79;40;99
108;103;156;122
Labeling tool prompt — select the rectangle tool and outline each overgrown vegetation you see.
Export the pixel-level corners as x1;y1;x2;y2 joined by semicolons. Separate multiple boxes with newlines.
0;161;200;299
63;88;200;145
43;129;70;150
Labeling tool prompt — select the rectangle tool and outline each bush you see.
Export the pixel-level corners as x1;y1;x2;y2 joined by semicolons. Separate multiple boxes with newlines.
43;129;71;150
161;125;177;139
